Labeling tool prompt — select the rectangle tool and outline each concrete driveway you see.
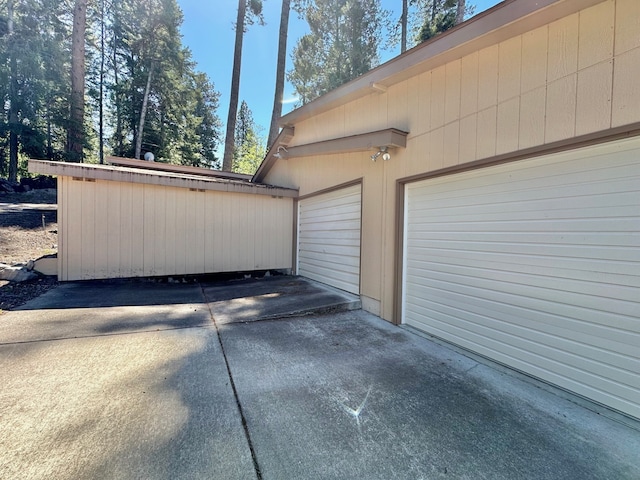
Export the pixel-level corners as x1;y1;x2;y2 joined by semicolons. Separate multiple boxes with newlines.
1;276;638;479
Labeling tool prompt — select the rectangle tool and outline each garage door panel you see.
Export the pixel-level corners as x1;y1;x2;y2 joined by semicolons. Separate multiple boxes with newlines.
407;247;640;285
405;308;640;395
405;273;639;335
299;258;359;278
408;214;639;232
299;222;361;235
403;137;640;419
301;205;360;220
408;238;637;262
413;154;639;199
406;272;640;339
407;258;639;303
408;184;638;218
300;237;360;251
407;303;639;398
300;264;359;294
408;229;638;247
408;311;639;416
410;203;640;225
406;265;639;319
299;247;361;263
298;184;361;294
302;191;360;207
406;287;640;359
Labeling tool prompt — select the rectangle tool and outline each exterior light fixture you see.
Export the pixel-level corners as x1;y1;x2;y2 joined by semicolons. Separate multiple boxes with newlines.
273;145;289;159
371;146;391;162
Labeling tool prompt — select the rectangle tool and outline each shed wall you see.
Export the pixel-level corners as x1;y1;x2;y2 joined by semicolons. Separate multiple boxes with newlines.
58;177;293;281
264;0;640;321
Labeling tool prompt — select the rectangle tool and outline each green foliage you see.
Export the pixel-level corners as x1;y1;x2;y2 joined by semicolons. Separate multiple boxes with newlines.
106;0;223;167
288;0;386;105
232;100;265;175
417;6;455;42
0;0;223;176
414;0;474;45
0;0;73;178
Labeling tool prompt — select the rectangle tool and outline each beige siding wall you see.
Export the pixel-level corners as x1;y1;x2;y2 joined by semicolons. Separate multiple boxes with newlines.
58;177;293;281
265;0;640;321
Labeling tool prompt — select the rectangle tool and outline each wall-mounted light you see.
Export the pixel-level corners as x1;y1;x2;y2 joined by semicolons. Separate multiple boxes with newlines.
371;146;391;162
273;145;288;159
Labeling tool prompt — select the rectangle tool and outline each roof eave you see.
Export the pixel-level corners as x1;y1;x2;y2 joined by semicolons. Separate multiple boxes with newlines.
279;0;602;127
29;159;299;198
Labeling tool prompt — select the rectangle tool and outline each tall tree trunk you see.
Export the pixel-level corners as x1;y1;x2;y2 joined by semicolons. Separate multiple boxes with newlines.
267;0;290;149
113;30;123;155
7;0;18;182
134;63;153;160
69;0;88;163
222;0;247;172
47;107;53;160
99;0;105;164
455;0;465;25
400;0;407;53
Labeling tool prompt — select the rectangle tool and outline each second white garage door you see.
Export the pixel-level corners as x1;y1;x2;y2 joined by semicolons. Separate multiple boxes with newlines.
403;137;640;420
298;184;361;294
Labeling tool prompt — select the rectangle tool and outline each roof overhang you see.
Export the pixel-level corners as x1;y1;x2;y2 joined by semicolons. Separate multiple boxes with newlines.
29;159;298;198
107;156;254;182
252;126;295;183
279;0;604;127
253;128;408;183
280;128;408;159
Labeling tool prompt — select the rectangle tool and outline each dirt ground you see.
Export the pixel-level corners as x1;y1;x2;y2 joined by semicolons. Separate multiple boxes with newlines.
0;189;59;311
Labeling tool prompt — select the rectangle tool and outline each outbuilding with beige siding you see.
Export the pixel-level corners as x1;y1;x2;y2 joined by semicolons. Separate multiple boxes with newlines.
30;158;297;281
255;0;640;421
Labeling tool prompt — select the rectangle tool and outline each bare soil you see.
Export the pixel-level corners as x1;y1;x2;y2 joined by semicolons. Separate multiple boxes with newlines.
0;189;59;311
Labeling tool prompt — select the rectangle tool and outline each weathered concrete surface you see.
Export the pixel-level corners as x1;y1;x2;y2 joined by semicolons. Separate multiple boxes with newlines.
0;281;256;480
220;310;640;480
202;275;360;324
1;277;639;480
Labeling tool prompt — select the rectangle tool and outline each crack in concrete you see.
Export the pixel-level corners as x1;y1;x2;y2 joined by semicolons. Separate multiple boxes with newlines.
200;283;262;480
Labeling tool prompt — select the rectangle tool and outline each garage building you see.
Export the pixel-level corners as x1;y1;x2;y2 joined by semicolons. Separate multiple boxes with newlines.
254;0;640;420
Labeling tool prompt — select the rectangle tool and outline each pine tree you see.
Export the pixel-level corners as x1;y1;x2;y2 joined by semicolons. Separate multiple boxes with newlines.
289;0;384;105
222;0;264;172
267;0;290;148
233;100;265;174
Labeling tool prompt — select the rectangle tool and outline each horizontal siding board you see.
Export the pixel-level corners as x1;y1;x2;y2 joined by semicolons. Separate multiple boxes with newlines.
403;137;640;419
298;184;361;294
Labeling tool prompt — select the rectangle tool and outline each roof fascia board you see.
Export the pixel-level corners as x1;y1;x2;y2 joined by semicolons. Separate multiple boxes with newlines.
253;128;408;183
280;0;603;126
281;128;408;159
252;126;295;183
107;156;253;181
28;160;298;198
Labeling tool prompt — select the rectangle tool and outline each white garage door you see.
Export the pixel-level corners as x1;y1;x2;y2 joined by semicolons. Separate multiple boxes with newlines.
298;184;361;294
403;137;640;420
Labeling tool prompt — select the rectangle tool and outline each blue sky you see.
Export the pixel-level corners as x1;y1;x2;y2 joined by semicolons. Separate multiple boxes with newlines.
178;0;502;140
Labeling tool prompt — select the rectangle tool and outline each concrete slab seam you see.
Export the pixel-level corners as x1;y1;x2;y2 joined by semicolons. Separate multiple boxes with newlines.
0;324;216;347
199;282;263;480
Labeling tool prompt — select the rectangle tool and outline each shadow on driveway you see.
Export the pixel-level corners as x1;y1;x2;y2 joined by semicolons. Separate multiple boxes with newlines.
0;276;638;479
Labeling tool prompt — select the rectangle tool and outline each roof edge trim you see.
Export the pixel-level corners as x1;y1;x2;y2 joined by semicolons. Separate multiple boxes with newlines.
280;0;603;126
28;159;298;198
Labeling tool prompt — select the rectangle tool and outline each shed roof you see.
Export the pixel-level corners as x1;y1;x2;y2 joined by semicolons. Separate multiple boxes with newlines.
29;159;298;198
